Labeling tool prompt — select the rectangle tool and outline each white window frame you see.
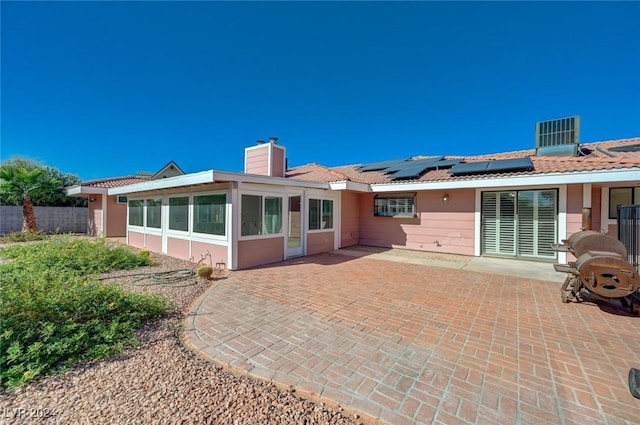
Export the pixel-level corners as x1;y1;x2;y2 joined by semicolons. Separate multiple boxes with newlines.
192;192;228;239
167;195;190;235
127;198;145;228
307;197;335;233
239;191;285;240
145;198;163;232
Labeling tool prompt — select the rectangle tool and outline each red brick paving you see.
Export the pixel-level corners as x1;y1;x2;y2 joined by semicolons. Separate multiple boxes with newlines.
184;253;640;424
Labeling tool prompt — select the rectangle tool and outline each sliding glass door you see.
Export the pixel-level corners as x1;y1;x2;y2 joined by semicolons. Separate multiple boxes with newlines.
481;189;557;259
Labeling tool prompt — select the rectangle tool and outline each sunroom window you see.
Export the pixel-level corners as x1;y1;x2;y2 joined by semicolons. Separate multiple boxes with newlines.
146;199;162;229
169;197;189;231
309;199;333;230
374;193;416;218
264;197;282;235
241;195;282;236
193;194;226;236
128;200;144;226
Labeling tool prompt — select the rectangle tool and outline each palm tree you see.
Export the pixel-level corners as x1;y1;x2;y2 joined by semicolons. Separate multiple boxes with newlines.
0;167;59;232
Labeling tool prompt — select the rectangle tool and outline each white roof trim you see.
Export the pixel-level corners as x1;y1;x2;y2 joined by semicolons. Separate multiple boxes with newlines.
108;169;330;195
329;181;371;192
371;168;640;192
109;171;216;195
104;165;639;196
244;141;278;152
65;186;109;196
213;171;329;189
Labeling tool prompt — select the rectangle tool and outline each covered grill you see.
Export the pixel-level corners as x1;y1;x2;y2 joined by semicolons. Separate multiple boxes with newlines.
552;231;640;311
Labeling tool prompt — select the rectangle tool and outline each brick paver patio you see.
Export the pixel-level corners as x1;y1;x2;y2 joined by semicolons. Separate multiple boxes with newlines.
184;253;640;425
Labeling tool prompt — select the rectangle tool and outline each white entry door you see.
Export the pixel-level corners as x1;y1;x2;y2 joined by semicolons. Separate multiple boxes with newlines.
286;194;304;258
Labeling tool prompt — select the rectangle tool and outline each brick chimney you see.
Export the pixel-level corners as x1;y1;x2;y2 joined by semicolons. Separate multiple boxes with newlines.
244;137;286;177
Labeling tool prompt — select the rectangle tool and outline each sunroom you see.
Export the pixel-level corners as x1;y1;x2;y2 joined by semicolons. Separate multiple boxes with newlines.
110;170;340;270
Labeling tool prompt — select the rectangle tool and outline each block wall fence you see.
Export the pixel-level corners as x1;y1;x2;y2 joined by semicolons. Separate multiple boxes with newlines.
0;206;88;234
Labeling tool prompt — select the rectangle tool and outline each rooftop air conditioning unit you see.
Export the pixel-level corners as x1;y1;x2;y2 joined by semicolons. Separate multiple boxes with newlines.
535;115;580;156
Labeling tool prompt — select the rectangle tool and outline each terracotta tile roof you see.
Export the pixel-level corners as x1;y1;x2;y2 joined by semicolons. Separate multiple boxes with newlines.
78;176;150;189
285;163;349;183
286;137;640;184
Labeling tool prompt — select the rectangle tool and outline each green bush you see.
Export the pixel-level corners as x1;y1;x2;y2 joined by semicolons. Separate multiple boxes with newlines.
0;237;169;389
0;231;49;243
196;265;213;279
0;236;154;277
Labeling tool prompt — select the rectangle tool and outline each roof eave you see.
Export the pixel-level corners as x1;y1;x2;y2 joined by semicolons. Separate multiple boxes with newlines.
371;168;640;192
109;170;216;195
212;171;330;189
329;181;371;192
65;186;109;196
108;170;331;195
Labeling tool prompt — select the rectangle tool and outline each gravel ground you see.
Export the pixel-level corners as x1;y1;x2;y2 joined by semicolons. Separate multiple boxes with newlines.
0;250;364;425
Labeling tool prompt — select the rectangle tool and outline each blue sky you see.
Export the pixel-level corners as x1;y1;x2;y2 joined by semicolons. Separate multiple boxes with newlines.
2;1;639;181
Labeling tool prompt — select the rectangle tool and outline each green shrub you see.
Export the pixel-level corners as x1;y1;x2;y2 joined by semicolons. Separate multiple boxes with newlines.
0;236;153;277
196;265;213;279
0;231;49;243
0;236;169;389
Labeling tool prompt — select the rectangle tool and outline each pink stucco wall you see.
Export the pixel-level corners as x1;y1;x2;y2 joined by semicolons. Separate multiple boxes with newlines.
307;232;335;256
106;195;127;237
88;195;103;236
565;184;583;238
358;189;476;256
271;147;285;178
237;237;284;269
191;241;228;269
245;147;270;175
340;191;360;247
167;237;191;261
358;193;416;247
128;231;145;249
146;234;162;252
592;186;602;233
410;190;475;256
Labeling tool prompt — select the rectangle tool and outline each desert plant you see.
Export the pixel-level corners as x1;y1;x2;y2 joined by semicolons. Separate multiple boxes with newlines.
0;236;170;389
138;249;152;260
0;230;49;243
196;265;213;279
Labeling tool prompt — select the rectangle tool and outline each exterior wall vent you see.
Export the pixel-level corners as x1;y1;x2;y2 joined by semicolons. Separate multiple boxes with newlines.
535;116;580;156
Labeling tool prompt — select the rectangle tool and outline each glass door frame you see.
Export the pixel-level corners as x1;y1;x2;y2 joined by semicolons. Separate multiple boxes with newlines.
480;189;558;260
286;191;304;258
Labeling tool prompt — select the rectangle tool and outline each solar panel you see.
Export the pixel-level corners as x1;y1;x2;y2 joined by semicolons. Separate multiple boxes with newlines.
389;163;439;180
448;161;490;175
486;157;533;172
425;159;462;170
449;157;533;176
609;143;640;153
383;157;442;174
358;158;410;172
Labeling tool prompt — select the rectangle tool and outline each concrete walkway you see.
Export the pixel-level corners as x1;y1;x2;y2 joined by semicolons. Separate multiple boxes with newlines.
334;247;565;284
184;251;640;425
